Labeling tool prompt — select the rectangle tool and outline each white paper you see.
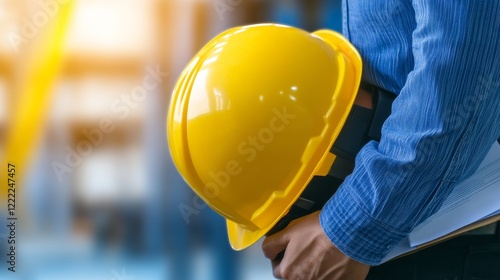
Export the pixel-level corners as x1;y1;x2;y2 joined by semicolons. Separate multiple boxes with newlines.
381;237;414;263
382;141;500;263
409;142;500;246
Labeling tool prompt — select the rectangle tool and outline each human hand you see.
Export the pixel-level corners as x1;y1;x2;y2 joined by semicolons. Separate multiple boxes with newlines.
262;211;370;280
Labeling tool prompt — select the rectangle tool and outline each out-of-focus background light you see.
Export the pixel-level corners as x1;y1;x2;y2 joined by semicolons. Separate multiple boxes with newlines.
0;0;341;279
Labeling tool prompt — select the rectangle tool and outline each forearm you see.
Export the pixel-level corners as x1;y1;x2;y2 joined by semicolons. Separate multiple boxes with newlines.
321;0;500;265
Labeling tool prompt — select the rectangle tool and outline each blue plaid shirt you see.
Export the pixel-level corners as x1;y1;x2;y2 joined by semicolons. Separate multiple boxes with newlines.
320;0;500;265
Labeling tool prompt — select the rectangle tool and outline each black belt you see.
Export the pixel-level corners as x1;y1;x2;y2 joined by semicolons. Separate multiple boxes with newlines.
267;85;396;236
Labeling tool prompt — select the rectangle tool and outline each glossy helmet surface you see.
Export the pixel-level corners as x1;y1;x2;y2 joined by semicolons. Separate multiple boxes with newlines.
167;24;362;250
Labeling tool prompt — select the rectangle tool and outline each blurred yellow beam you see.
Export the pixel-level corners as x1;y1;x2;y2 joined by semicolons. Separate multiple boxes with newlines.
1;1;74;207
63;55;146;77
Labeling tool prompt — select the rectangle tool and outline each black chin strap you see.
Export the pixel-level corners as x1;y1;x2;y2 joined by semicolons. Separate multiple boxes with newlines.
329;87;395;179
267;86;396;237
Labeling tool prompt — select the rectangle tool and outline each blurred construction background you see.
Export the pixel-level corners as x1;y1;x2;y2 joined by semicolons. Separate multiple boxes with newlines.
0;0;341;279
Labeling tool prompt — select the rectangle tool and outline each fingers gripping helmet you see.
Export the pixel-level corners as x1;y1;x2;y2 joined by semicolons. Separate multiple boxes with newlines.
167;24;362;250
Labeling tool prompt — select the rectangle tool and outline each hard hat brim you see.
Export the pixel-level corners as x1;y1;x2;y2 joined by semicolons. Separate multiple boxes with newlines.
227;219;275;251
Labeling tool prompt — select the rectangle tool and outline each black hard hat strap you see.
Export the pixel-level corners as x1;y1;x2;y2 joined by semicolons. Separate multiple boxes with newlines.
329;104;373;178
266;86;396;238
368;87;394;141
329;87;396;179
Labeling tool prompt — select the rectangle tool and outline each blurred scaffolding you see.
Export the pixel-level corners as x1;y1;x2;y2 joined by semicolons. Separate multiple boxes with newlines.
0;0;341;279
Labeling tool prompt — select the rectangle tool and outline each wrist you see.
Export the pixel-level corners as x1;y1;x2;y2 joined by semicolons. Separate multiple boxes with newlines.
319;186;407;265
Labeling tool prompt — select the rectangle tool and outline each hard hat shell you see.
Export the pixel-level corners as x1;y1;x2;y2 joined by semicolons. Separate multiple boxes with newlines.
167;24;362;250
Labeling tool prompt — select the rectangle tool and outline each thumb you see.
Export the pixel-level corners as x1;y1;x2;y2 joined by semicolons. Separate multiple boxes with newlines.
262;230;290;261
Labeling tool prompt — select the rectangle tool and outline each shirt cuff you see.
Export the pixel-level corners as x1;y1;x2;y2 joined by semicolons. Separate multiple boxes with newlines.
319;185;408;265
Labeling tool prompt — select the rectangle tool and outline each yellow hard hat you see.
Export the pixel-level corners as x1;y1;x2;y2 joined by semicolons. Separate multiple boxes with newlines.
167;24;362;250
